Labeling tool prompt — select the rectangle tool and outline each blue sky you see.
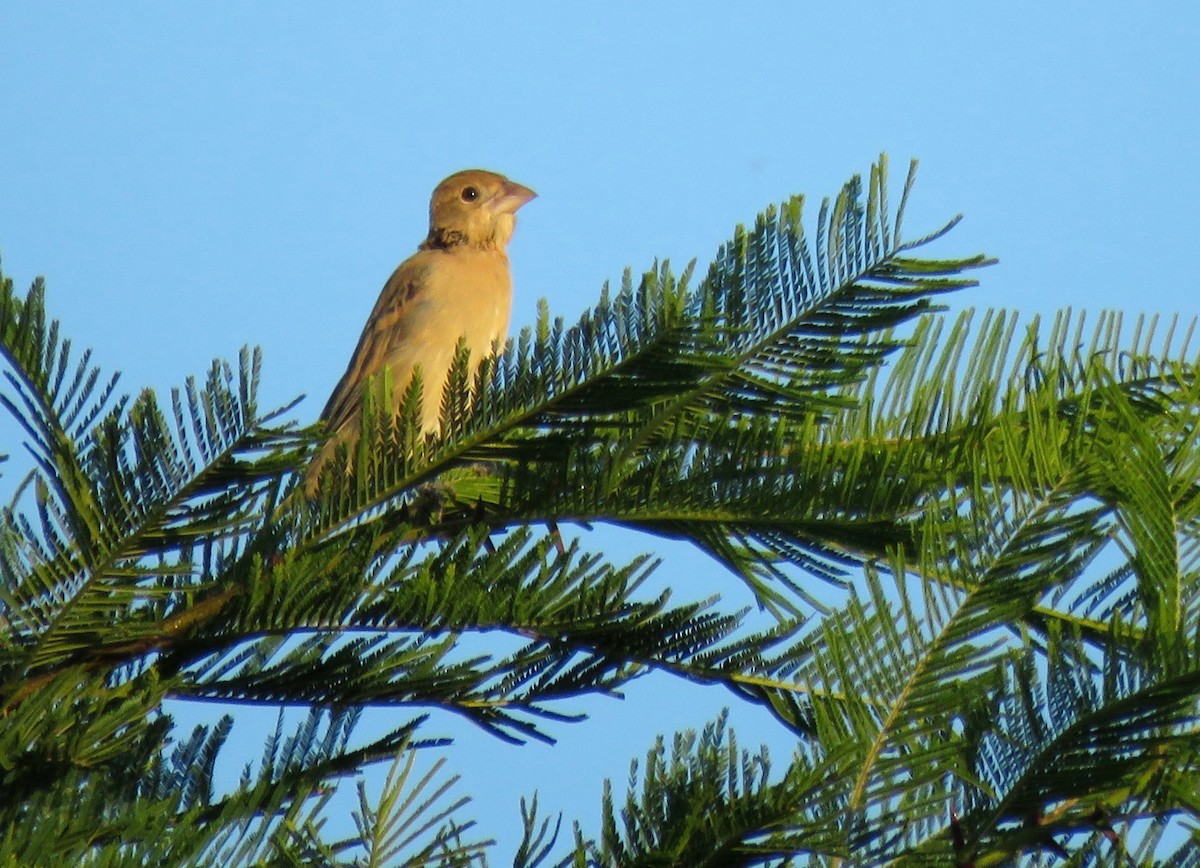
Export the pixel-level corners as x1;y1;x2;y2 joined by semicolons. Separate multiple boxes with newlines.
2;2;1198;860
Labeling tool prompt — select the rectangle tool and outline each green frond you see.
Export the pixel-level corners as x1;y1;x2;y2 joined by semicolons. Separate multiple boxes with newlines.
168;527;758;745
511;793;564;868
348;751;487;868
947;629;1200;865
573;711;851;865
154;715;234;811
0;275;306;685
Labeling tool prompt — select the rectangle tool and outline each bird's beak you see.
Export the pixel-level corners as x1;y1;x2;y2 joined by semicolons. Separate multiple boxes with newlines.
490;180;537;214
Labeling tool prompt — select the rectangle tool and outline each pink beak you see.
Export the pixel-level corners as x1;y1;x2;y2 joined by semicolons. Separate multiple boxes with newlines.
490;180;537;214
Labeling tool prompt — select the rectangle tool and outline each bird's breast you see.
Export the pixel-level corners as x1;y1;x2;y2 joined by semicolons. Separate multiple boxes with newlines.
418;247;513;353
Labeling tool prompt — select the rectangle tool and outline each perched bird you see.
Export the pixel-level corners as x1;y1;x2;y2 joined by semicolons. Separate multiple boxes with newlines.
305;169;536;492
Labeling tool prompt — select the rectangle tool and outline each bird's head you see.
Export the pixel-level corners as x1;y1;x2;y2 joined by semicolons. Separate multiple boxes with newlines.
423;169;537;251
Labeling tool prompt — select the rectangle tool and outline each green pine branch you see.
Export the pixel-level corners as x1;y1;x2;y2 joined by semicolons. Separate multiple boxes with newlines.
3;156;1200;864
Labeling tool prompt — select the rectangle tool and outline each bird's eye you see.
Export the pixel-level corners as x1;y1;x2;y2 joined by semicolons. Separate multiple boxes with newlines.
461;186;479;202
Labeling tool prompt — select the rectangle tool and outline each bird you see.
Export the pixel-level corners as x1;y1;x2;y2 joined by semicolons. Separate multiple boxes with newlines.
304;169;536;493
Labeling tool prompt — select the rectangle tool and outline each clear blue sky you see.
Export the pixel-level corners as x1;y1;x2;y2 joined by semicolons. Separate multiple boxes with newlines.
2;3;1198;860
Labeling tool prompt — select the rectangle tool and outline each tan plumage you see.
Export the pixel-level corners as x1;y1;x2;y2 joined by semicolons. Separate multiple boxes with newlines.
305;169;536;492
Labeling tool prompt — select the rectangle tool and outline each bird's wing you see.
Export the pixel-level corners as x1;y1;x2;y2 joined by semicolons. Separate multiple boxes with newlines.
320;254;432;433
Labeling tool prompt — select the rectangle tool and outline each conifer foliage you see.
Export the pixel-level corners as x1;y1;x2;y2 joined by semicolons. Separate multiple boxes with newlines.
2;157;1198;865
